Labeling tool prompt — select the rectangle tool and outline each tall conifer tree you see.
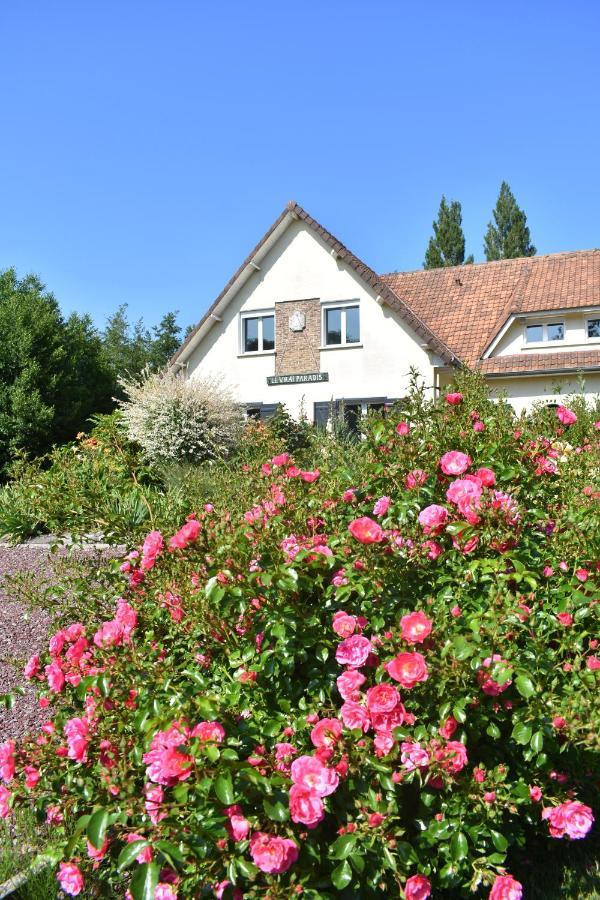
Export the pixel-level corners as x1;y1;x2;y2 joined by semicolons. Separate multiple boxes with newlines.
484;182;536;260
424;196;473;269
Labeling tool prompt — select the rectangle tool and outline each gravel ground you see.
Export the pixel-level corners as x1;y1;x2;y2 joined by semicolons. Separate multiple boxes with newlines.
0;543;123;743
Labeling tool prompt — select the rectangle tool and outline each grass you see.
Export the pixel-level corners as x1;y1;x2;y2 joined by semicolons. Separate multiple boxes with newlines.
0;806;56;899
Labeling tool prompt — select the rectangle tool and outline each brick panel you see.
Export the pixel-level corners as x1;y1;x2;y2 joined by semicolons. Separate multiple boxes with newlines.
275;299;321;375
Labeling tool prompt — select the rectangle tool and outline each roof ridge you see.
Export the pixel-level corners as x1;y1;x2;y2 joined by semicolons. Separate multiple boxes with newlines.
380;247;600;279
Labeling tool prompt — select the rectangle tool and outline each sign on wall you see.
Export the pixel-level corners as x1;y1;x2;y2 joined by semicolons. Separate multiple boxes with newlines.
267;372;329;386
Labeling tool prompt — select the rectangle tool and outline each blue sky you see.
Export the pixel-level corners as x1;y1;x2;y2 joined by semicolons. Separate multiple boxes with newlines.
1;1;599;333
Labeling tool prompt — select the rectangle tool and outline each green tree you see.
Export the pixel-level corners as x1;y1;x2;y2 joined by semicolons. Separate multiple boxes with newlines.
0;269;113;472
102;304;150;381
148;311;182;369
424;196;473;269
484;181;536;260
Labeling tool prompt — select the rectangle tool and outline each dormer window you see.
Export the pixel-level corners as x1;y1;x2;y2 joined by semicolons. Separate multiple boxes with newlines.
587;318;600;339
525;321;564;344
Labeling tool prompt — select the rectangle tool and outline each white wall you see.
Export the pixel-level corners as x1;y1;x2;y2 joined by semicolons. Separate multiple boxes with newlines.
186;220;439;419
494;311;600;356
487;373;600;414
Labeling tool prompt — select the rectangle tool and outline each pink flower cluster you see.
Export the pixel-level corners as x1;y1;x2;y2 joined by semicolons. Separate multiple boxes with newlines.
542;800;594;839
144;720;225;786
477;655;513;696
281;533;333;562
169;517;201;549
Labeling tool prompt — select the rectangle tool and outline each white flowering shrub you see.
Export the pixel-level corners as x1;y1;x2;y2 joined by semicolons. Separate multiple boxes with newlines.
118;368;244;464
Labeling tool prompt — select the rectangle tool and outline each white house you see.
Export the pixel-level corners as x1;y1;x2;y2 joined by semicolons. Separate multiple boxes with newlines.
171;202;600;420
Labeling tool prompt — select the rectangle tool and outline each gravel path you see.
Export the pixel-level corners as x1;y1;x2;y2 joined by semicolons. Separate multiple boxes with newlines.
0;542;124;743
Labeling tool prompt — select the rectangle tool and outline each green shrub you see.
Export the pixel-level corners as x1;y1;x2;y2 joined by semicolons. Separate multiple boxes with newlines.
2;373;598;899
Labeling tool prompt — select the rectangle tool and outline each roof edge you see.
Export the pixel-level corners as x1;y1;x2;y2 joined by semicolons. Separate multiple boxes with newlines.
171;202;460;368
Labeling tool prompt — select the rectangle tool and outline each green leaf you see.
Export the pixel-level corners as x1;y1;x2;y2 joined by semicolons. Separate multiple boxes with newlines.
330;833;357;860
450;831;468;860
531;731;544;753
130;862;159;900
331;860;353;889
236;857;259;878
86;808;109;850
263;797;289;822
511;722;532;745
117;840;150;872
214;773;234;805
490;830;508;852
515;675;536;699
486;722;501;739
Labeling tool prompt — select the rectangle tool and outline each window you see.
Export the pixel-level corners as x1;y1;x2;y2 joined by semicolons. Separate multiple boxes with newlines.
587;318;600;338
242;314;275;353
323;304;360;346
314;397;395;431
547;322;564;341
525;321;564;344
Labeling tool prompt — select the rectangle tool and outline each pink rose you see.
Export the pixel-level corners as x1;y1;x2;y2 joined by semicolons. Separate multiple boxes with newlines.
143;723;193;786
0;741;15;782
446;477;482;508
386;652;429;689
529;786;543;802
249;832;298;874
400;741;430;771
24;654;41;679
366;683;400;714
335;634;373;668
191;721;226;743
445;392;463;406
439;740;468;773
575;568;588;582
348;517;384;544
310;718;342;749
489;874;523;900
45;661;65;693
169;519;201;549
332;611;357;638
440;451;472;476
289;783;324;828
57;862;84;896
337;669;366;701
542;800;594;839
228;814;251;841
587;656;600;671
124;833;153;863
473;420;485;432
271;453;290;467
396;421;411;435
0;785;11;818
373;496;391;517
477;655;512;696
404;874;431;899
417;504;448;534
141;530;164;570
557;612;573;627
400;611;433;644
556;406;577;426
290;756;339;796
155;886;178;900
300;469;320;483
93;619;123;648
340;700;371;732
439;715;459;739
64;717;90;763
405;469;428;490
475;467;496;486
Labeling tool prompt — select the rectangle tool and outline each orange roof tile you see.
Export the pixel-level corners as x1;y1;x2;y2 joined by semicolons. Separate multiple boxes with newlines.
380;250;600;367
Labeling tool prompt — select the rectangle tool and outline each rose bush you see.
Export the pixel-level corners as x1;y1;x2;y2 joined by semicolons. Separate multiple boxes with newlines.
2;376;599;897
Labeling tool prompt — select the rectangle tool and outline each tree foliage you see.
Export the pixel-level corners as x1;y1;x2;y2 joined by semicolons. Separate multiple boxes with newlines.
484;182;536;261
424;196;473;269
0;269;114;473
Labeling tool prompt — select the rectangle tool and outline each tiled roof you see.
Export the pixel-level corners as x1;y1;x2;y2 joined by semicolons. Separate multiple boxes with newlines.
380;250;600;367
476;350;600;376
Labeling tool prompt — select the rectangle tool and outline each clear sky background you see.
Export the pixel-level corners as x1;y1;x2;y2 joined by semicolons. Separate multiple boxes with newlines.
1;1;599;333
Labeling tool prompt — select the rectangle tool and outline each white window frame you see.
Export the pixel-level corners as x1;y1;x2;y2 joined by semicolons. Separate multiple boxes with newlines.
239;310;276;355
586;317;600;341
523;320;565;346
320;300;361;349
